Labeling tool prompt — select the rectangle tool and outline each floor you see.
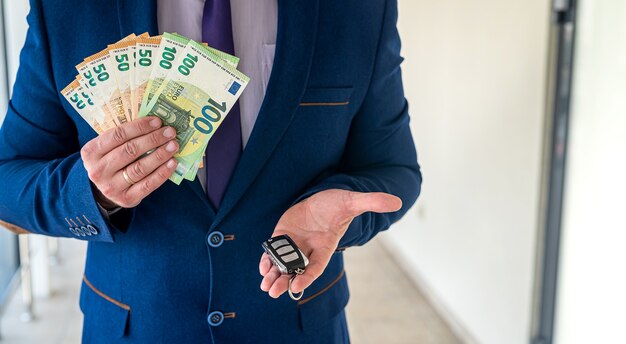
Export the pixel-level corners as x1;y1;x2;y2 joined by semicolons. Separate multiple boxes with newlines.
0;237;461;344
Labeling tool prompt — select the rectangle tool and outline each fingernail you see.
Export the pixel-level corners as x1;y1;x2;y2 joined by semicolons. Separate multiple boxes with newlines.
167;159;177;169
150;118;161;128
163;127;175;138
165;141;177;152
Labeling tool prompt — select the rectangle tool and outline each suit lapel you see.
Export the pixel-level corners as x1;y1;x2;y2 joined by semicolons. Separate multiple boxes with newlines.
212;0;320;228
117;0;320;222
117;0;159;38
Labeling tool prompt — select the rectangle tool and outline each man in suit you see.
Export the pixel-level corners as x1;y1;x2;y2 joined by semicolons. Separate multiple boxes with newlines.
0;0;421;342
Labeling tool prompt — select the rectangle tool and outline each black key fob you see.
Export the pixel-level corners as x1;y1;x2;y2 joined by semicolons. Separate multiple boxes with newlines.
262;234;309;275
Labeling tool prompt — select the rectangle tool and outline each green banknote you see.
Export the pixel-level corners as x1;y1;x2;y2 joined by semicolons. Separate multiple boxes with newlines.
141;39;249;184
138;32;189;117
170;33;240;68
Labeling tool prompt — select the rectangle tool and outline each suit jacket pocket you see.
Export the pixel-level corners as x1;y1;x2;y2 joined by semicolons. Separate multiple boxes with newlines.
80;276;130;339
299;87;354;107
297;269;350;333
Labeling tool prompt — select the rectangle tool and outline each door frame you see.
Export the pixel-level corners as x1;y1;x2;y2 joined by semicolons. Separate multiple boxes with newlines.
531;1;577;343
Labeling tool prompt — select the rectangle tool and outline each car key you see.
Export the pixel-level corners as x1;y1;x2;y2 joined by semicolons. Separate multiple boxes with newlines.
262;234;309;300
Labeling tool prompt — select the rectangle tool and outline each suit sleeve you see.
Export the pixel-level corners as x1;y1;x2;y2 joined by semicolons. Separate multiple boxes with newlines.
0;0;125;242
296;0;422;248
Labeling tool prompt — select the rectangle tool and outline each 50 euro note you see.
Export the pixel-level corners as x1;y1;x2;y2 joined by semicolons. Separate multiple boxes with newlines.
61;78;113;134
74;34;137;128
80;48;130;126
141;39;250;184
106;33;144;121
134;35;162;117
76;59;117;129
108;40;135;121
76;50;128;127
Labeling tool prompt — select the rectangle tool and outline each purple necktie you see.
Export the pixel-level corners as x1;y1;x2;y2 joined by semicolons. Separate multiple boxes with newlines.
202;0;242;208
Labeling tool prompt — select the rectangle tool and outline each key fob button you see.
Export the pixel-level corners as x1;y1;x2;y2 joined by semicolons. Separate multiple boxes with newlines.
276;246;294;255
281;252;299;263
271;239;289;249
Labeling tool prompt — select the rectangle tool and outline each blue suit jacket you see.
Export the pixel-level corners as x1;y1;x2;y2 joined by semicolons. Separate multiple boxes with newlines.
0;0;421;342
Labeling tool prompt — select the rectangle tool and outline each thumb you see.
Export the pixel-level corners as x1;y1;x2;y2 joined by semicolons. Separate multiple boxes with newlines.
346;192;402;217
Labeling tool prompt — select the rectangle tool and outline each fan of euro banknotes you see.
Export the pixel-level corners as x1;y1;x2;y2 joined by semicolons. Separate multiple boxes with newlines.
61;32;250;185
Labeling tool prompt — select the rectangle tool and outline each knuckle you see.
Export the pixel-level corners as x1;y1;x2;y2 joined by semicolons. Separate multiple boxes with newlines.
130;161;146;179
153;148;166;161
87;163;104;182
99;182;114;198
149;131;161;146
138;118;154;134
80;143;93;158
123;141;139;158
141;179;153;193
157;167;170;180
112;127;127;145
120;193;135;208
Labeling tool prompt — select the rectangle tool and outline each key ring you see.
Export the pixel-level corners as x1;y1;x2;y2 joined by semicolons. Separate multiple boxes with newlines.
288;275;304;301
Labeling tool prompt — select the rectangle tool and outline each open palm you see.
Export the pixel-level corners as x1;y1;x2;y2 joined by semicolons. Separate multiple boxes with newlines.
259;189;402;298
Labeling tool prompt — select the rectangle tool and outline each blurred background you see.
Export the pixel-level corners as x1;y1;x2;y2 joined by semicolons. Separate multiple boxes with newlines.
1;0;624;343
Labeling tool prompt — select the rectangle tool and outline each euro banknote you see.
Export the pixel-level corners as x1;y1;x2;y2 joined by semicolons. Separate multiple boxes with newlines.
140;39;249;184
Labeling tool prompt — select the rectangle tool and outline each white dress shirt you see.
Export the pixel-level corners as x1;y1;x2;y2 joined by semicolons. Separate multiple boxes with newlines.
157;0;278;148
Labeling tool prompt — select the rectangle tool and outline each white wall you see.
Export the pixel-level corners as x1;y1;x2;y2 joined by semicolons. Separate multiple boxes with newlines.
381;1;550;343
554;1;626;343
3;0;30;93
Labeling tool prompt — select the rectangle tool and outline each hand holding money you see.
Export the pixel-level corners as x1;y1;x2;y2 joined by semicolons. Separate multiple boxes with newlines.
62;33;249;186
80;117;179;209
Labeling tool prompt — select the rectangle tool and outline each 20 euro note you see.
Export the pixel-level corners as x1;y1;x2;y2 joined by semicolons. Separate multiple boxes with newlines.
141;39;249;184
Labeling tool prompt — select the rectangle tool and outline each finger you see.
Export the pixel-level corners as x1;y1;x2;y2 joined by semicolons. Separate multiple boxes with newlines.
122;140;178;185
259;253;272;276
347;192;403;217
268;274;291;298
289;249;333;293
105;126;176;171
260;266;281;292
120;159;177;207
91;117;162;157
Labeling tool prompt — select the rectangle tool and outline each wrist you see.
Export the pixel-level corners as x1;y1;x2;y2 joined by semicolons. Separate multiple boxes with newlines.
90;183;120;210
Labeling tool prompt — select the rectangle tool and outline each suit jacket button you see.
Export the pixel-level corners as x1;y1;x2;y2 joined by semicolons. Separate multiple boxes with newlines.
86;225;99;235
207;231;224;248
80;226;91;236
207;311;224;327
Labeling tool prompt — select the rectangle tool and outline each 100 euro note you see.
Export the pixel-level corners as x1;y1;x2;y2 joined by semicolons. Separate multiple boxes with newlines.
141;39;250;184
138;32;189;117
170;32;240;68
170;33;240;173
